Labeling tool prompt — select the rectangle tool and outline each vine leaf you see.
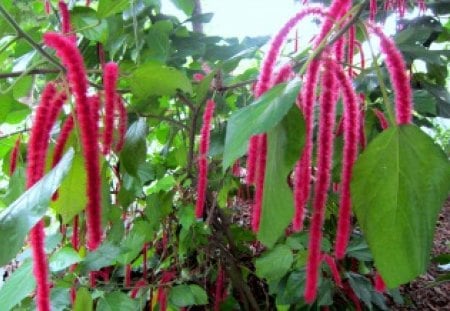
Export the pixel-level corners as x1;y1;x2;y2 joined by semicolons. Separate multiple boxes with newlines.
0;149;74;266
351;125;450;287
223;78;301;170
258;106;305;248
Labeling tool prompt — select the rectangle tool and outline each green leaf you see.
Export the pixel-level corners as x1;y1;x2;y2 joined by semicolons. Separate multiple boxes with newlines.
0;94;14;123
79;241;122;273
169;0;194;15
257;107;305;247
195;70;216;104
117;231;146;264
51;154;87;224
0;149;74;266
129;62;192;98
255;245;293;281
0;260;35;311
351;125;450;288
347;272;373;308
97;0;129;18
72;7;109;43
97;292;139;311
120;119;147;177
49;247;82;272
169;284;208;307
222;78;301;170
73;288;93;311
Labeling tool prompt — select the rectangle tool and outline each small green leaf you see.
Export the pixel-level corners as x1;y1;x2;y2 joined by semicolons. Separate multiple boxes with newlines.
351;125;450;288
120;119;147;177
0;149;74;266
51;154;87;224
97;0;129;18
169;284;208;307
129;62;192;98
73;288;93;311
0;260;35;311
257;107;305;247
223;78;301;170
49;247;82;272
79;242;122;273
97;292;139;311
72;7;109;43
256;245;293;281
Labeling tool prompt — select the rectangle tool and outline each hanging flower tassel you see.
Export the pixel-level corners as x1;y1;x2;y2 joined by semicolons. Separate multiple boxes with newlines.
195;99;215;218
102;62;119;155
44;32;102;251
251;134;267;232
114;96;127;152
322;254;343;287
374;272;387;293
373;108;389;130
304;60;338;303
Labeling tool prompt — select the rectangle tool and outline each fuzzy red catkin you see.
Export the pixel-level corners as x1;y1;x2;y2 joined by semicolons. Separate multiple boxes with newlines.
58;1;72;34
44;0;50;14
131;279;148;299
245;136;259;185
114;96;127;152
251;134;267;232
44;32;103;251
214;264;225;311
369;25;413;125
102;62;119;154
322;254;343;287
374;272;387;293
9;137;21;176
373;108;389;130
272;63;294;85
329;62;360;260
26;82;58;311
52;116;74;169
370;0;377;21
304;61;337;304
157;271;176;311
347;25;356;76
195;100;215;218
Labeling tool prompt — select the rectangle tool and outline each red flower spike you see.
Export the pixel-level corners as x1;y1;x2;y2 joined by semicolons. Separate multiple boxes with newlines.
304;60;337;304
44;32;102;251
157;271;176;311
369;25;413;125
322;254;343;288
30;221;50;311
373;108;389;130
374;272;387;293
195;99;215;218
102;62;119;155
58;1;72;35
370;0;377;21
52;116;74;169
245;135;259;185
329;62;360;260
44;0;51;14
114;96;128;152
254;6;326;97
251;134;267;232
9;137;21;176
193;73;205;81
131;279;148;299
272;63;294;85
214;264;226;311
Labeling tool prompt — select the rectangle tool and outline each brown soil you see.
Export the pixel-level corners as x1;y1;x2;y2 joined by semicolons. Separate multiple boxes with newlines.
393;198;450;310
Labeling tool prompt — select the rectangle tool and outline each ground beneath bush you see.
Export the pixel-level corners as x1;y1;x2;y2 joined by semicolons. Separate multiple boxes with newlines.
393;198;450;310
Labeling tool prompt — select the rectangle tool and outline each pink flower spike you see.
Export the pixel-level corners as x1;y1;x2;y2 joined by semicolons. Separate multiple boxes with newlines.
44;0;51;14
374;272;387;293
58;1;72;34
9;137;21;176
369;24;413;125
347;26;355;76
370;0;377;21
251;134;267;232
304;60;337;304
102;62;119;155
373;108;389;130
328;62;360;260
322;254;343;287
131;279;148;299
44;32;102;251
272;63;294;85
193;73;205;81
245;135;259;185
114;96;127;152
199;99;215;155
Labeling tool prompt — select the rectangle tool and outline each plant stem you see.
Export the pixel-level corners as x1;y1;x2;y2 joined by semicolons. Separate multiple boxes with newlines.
0;5;64;71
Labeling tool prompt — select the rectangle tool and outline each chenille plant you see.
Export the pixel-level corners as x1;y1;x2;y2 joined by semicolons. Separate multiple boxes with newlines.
0;0;449;310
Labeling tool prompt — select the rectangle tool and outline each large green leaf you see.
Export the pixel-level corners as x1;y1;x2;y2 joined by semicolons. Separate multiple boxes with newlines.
119;119;147;177
73;288;93;311
129;62;192;98
79;241;122;273
51;154;87;224
0;149;74;266
255;245;293;281
49;246;82;272
97;0;129;18
222;78;301;170
169;284;208;307
351;125;450;287
72;7;109;43
257;107;305;247
0;260;35;311
97;292;139;311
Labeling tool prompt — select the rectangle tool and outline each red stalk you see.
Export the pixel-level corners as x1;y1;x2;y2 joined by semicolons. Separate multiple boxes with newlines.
304;60;337;304
195;99;215;218
157;271;176;311
369;25;413;125
125;264;132;288
329;62;360;260
102;62;119;155
44;32;102;251
9;137;21;176
71;215;80;251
